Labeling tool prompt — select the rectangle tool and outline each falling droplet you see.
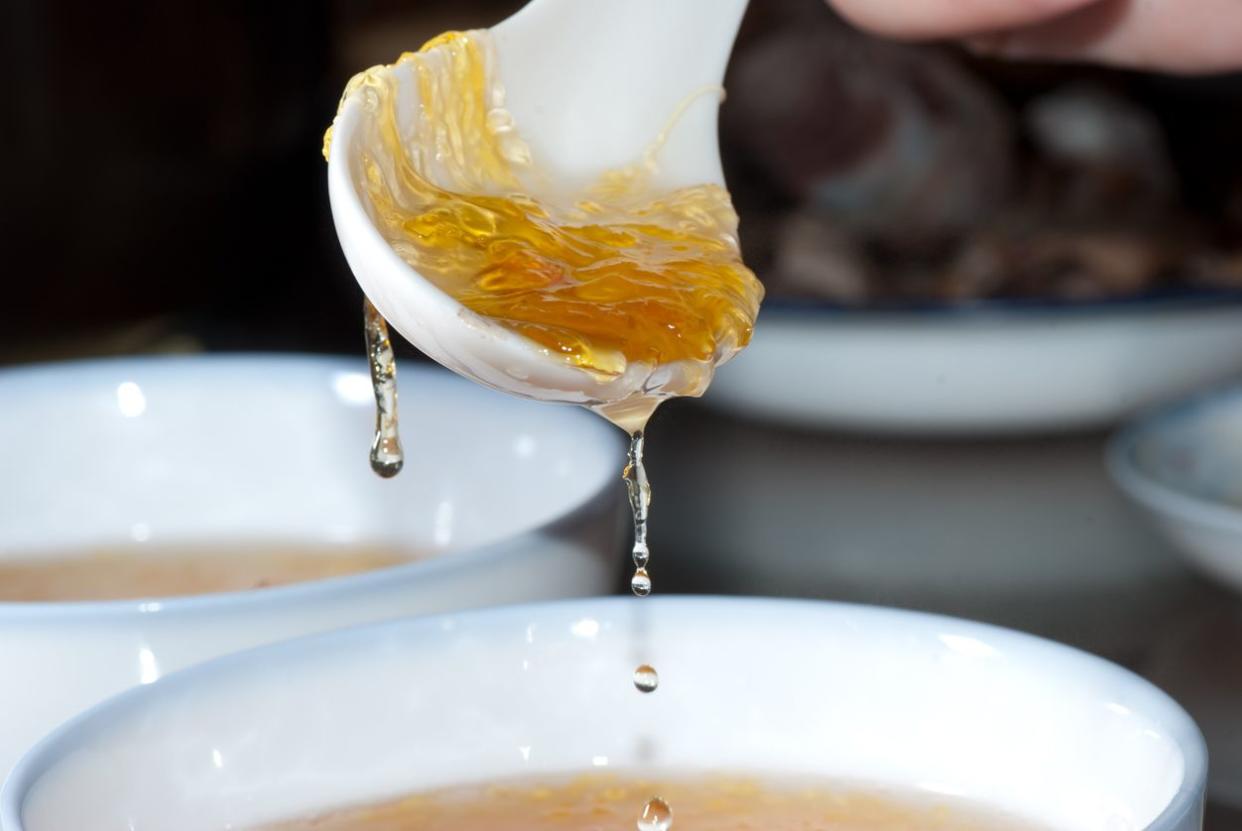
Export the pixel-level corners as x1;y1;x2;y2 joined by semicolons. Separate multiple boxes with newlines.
363;298;403;478
638;797;672;831
631;567;652;597
633;664;659;693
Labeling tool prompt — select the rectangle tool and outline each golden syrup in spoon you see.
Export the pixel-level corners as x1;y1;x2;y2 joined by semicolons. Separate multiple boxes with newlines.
327;29;761;430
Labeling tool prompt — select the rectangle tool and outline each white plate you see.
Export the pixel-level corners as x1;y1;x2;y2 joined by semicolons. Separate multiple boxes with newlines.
1109;384;1242;595
707;296;1242;435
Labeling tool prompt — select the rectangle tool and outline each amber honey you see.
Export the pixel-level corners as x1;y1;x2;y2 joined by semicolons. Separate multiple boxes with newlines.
0;545;416;602
326;30;762;388
259;773;1045;831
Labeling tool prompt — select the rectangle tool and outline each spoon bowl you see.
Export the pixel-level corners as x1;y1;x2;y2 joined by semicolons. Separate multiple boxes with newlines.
327;0;749;418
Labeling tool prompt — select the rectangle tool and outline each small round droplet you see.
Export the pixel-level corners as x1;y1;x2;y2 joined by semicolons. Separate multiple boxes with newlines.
632;541;649;568
631;568;651;597
370;437;404;478
638;797;672;831
633;664;659;693
371;459;402;478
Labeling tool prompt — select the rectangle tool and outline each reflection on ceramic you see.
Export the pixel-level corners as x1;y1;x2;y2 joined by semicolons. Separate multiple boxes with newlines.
1108;385;1242;595
2;598;1206;831
706;299;1242;435
648;408;1204;662
328;0;749;408
0;355;623;777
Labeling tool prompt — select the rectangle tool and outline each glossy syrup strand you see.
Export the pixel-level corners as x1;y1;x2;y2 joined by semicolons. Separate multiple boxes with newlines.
624;429;662;828
363;298;404;478
624;431;652;593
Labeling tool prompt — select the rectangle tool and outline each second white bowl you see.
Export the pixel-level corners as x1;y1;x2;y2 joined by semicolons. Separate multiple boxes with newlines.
708;298;1242;435
1109;384;1242;595
0;354;623;777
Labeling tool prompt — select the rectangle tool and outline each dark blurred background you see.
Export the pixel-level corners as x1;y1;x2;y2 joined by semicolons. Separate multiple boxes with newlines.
3;0;1242;364
0;0;508;362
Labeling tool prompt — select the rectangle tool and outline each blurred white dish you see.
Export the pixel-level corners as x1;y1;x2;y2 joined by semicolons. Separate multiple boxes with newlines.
706;297;1242;435
2;597;1206;831
0;355;622;777
1108;384;1242;595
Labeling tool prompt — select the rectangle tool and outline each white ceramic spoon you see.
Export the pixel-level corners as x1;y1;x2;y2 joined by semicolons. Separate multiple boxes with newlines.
326;0;749;425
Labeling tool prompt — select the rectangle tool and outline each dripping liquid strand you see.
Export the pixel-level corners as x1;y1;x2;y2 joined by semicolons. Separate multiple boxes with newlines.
624;430;652;595
623;429;664;822
363;298;404;478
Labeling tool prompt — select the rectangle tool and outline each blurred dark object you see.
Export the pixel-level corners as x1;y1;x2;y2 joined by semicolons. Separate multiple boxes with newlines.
727;16;1014;250
1;1;339;360
1024;84;1175;221
0;0;522;363
0;319;202;366
722;0;1242;306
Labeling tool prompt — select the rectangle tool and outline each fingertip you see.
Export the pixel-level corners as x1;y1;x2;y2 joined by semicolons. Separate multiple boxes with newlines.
828;0;1102;40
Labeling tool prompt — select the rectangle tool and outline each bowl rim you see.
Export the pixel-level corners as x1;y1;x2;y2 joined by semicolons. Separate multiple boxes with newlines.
0;353;622;622
1107;383;1242;536
0;595;1208;831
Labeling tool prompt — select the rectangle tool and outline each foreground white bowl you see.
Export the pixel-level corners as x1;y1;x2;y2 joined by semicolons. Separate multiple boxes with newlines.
0;355;623;777
708;298;1242;435
1108;384;1242;595
0;598;1204;830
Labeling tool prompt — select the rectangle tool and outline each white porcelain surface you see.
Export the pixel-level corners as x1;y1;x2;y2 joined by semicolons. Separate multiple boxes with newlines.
0;355;623;778
1;598;1205;831
706;301;1242;435
1109;385;1242;595
327;0;749;409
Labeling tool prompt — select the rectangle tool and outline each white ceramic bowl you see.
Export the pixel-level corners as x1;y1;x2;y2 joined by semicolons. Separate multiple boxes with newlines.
0;597;1205;831
707;298;1242;435
0;355;623;777
1108;384;1242;595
